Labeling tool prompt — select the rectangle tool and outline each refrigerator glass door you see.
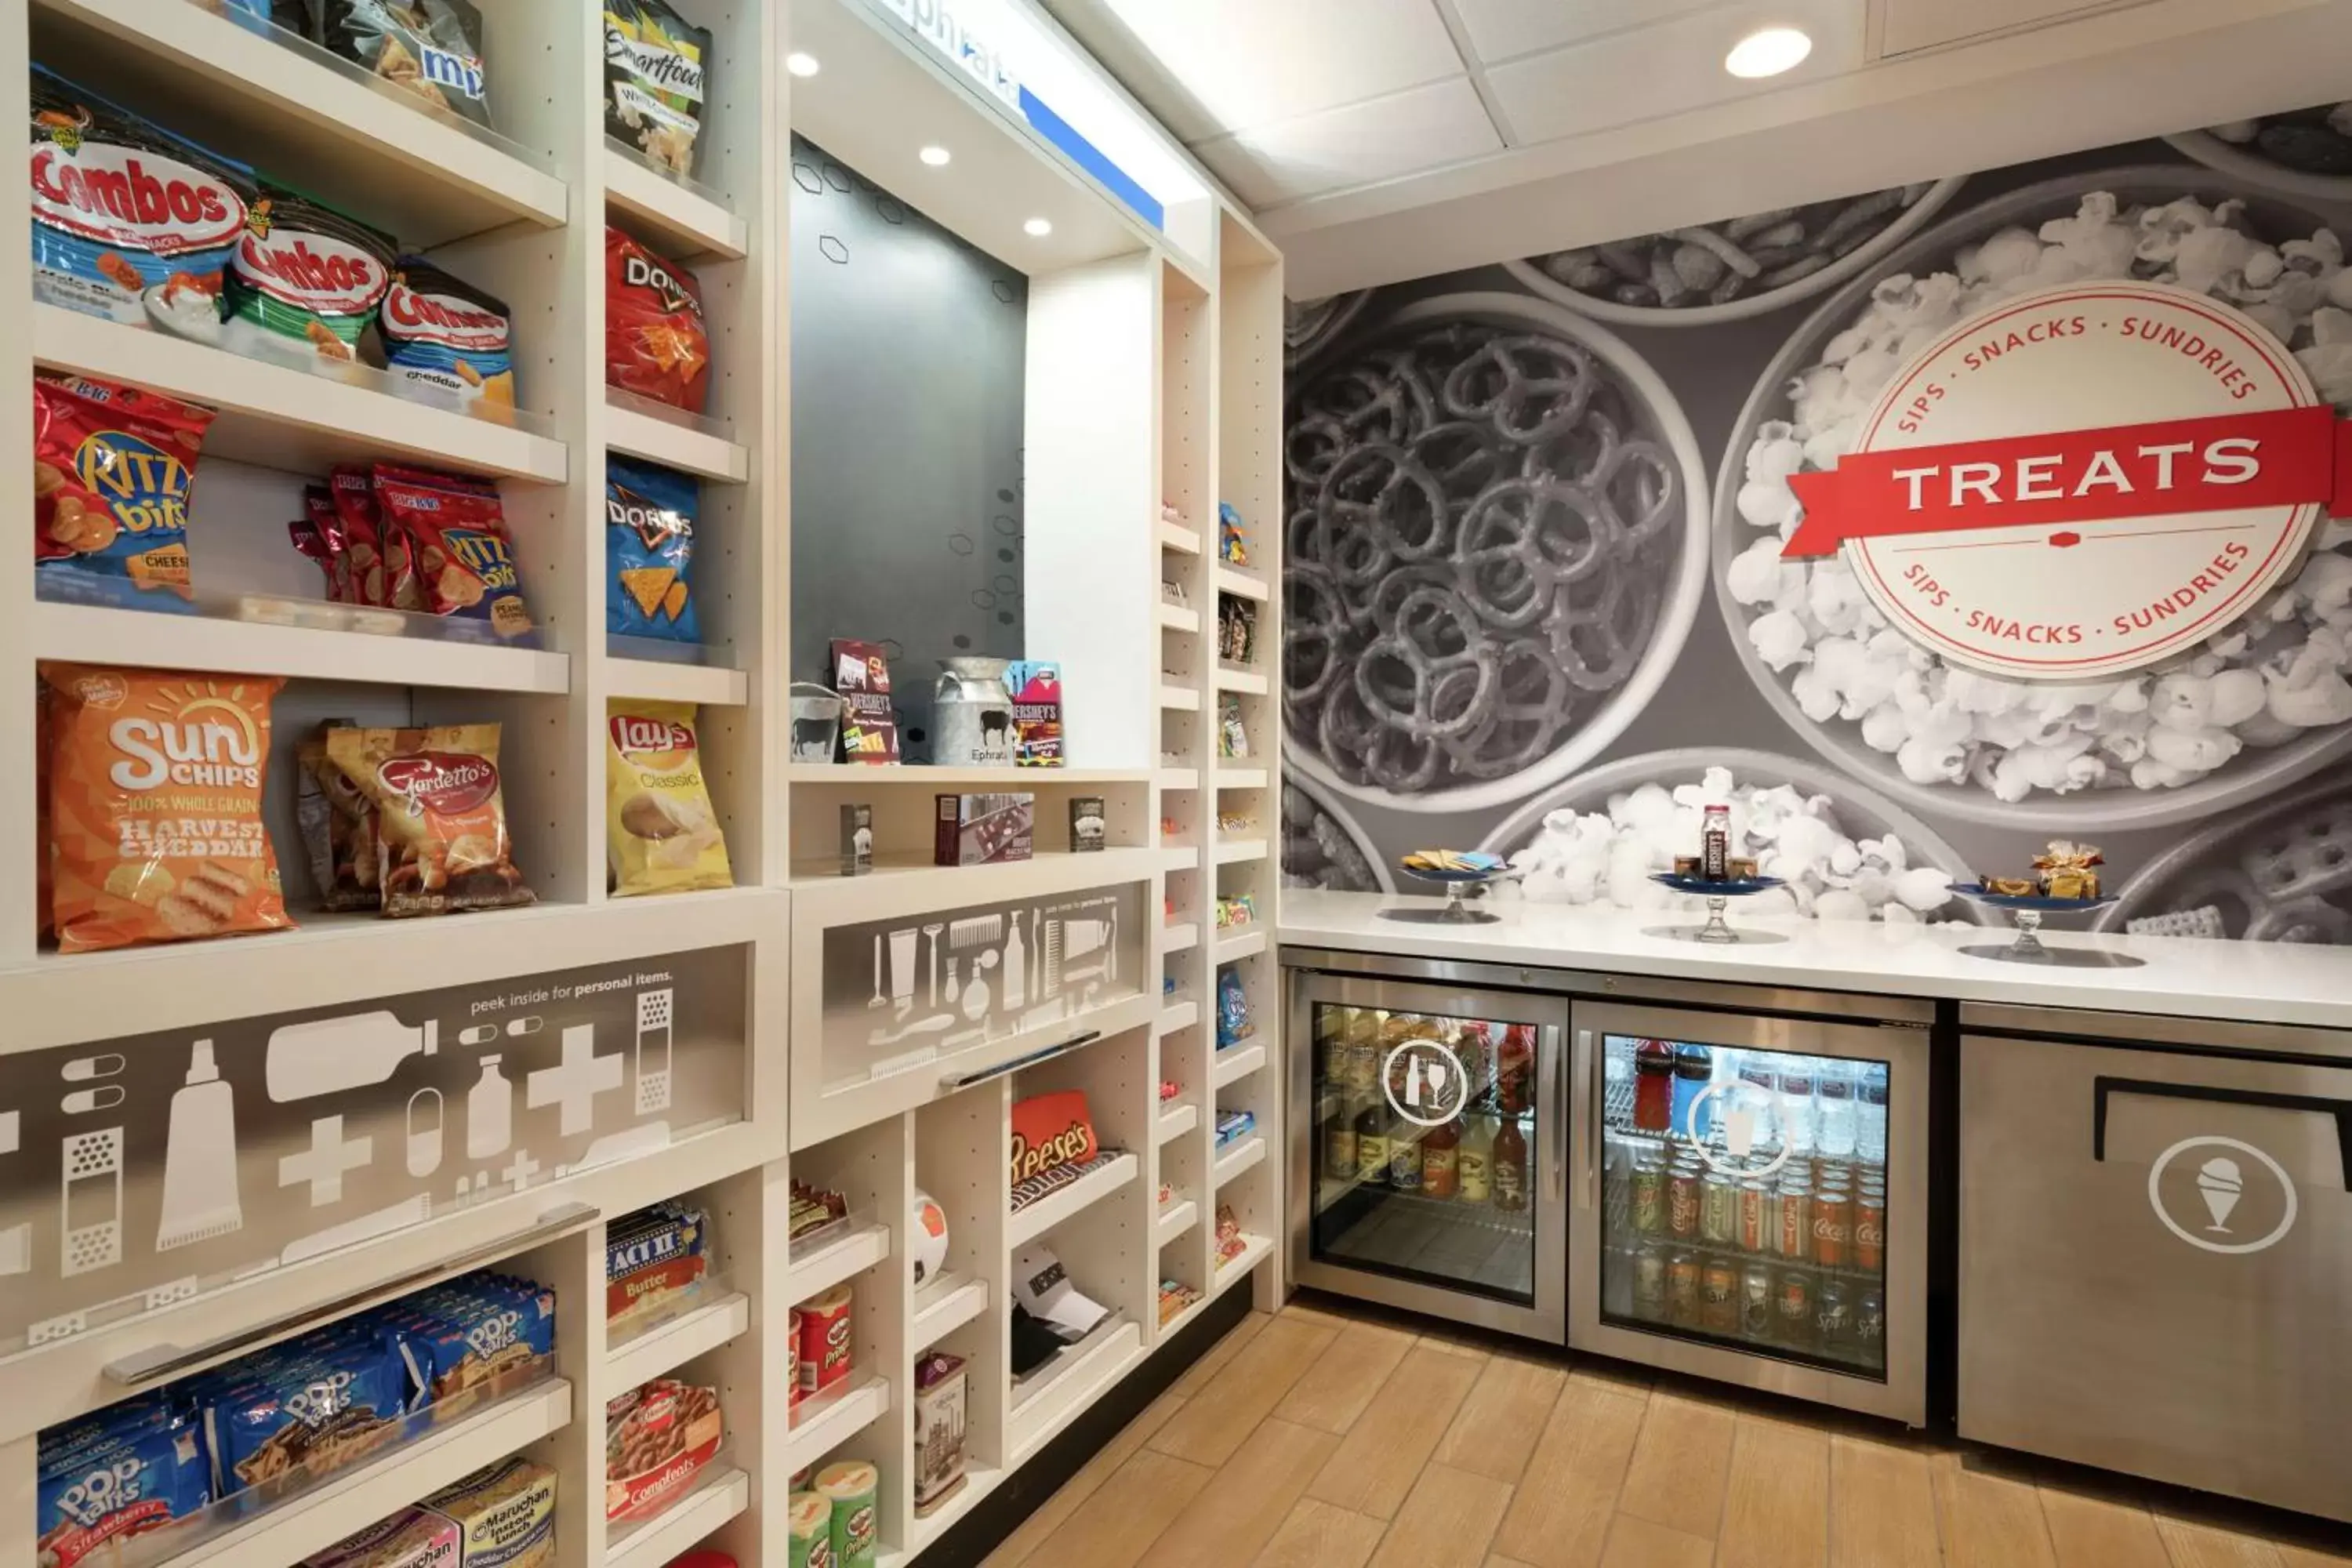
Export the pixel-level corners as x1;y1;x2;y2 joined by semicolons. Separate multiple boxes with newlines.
1570;1003;1927;1423
1289;970;1568;1341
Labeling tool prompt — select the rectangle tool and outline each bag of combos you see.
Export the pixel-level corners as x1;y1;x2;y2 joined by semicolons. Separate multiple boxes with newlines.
606;457;700;642
379;256;516;408
28;65;254;330
603;1;711;177
604;227;710;413
42;665;292;953
223;186;397;369
314;0;492;129
327;724;534;916
607;700;731;896
34;373;212;607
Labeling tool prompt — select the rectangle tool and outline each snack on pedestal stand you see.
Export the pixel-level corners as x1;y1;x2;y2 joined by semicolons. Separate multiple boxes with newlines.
1950;841;2139;968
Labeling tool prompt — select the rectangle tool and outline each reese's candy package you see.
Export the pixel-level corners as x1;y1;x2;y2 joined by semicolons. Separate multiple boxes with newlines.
29;65;255;329
223;185;397;369
317;0;492;129
607;700;731;897
604;226;710;413
34;373;213;606
327;722;534;916
42;665;292;953
604;1;711;178
379;256;515;409
371;466;531;635
606;456;699;642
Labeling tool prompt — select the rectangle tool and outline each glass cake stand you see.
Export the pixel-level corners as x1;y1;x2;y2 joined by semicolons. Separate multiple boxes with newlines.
1947;884;2143;967
1645;873;1789;945
1384;854;1513;924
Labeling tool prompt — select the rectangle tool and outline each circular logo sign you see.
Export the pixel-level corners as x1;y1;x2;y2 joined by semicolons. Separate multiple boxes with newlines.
1681;1080;1793;1181
2147;1134;2298;1255
1382;1036;1468;1128
1783;281;2332;680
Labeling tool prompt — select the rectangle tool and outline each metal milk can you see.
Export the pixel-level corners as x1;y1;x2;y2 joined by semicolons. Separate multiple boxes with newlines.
933;656;1014;766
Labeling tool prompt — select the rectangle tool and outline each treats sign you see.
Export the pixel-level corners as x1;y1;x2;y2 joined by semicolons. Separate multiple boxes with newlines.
1781;281;2347;679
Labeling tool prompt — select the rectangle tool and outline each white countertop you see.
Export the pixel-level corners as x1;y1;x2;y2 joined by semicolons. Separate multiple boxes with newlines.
1277;891;2352;1032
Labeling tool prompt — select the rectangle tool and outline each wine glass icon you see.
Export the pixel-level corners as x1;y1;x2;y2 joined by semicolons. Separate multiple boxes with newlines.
2196;1156;2243;1233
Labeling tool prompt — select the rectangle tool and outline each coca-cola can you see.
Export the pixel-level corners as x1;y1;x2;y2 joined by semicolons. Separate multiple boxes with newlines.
1813;1188;1853;1270
1778;1185;1813;1261
1854;1191;1886;1274
1668;1168;1701;1239
1736;1180;1769;1254
1701;1258;1738;1334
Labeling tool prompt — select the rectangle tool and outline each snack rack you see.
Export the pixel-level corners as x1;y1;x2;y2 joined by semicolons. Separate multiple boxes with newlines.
0;2;1281;1567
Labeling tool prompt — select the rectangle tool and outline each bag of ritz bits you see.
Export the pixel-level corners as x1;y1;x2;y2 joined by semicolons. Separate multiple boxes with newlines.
33;373;213;608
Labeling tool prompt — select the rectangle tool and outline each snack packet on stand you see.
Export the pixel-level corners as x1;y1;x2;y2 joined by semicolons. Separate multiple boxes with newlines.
316;0;493;129
42;665;292;953
606;700;732;896
326;723;534;916
29;66;255;328
33;374;213;606
606;457;700;641
371;466;532;636
379;256;517;409
603;0;712;177
604;226;710;412
222;185;397;371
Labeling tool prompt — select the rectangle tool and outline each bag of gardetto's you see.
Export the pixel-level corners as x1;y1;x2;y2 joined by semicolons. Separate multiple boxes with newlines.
42;664;292;953
28;65;254;329
327;724;534;917
379;256;517;409
371;465;532;637
604;226;710;413
34;373;214;606
222;184;397;370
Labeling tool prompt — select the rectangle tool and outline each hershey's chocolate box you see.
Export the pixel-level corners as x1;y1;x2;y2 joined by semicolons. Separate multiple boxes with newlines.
934;792;1034;866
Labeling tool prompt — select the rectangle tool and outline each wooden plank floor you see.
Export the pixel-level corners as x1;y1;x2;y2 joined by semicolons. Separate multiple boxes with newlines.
984;1298;2352;1568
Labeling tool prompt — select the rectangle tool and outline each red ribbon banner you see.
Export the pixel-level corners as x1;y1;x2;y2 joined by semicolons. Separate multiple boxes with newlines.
1782;405;2352;558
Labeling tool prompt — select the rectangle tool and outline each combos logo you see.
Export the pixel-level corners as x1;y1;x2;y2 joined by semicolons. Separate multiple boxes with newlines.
1782;280;2351;680
383;282;510;352
378;752;499;815
235;223;387;314
30;138;246;252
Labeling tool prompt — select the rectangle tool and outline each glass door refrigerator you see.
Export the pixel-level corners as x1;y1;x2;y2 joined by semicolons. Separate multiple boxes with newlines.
1287;967;1568;1341
1569;1000;1930;1423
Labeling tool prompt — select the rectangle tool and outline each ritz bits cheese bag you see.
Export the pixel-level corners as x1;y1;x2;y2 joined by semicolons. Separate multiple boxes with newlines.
371;466;531;636
604;227;710;413
42;665;292;953
33;373;213;607
328;724;534;916
222;185;397;370
606;700;731;897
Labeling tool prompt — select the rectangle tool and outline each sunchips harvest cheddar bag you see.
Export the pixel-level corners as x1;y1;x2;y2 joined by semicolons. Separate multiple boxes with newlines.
328;723;533;917
606;700;731;896
33;372;213;606
42;665;292;953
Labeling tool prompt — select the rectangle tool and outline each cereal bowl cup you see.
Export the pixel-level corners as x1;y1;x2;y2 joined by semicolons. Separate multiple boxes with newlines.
1284;291;1711;815
1713;167;2352;831
1504;177;1965;328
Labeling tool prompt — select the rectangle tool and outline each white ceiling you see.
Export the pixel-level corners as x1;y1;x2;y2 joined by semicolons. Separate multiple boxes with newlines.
1038;0;2352;295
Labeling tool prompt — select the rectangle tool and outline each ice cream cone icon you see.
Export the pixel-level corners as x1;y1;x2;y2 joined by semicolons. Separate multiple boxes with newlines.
2196;1156;2243;1232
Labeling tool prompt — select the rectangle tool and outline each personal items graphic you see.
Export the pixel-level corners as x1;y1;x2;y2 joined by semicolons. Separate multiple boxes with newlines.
155;1040;241;1251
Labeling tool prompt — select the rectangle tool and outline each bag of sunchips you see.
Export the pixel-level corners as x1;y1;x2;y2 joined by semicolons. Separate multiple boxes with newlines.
604;0;711;178
33;373;214;607
606;457;699;642
607;700;731;896
42;665;292;953
371;466;530;635
315;0;492;129
327;723;534;917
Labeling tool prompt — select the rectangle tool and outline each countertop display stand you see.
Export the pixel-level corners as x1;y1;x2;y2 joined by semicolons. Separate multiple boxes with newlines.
0;2;1284;1565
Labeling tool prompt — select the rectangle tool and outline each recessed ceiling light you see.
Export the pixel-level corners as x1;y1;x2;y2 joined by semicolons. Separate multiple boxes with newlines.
786;52;821;77
919;145;952;167
1024;217;1053;237
1725;27;1811;78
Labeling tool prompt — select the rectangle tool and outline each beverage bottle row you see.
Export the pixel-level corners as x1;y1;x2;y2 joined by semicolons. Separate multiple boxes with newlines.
1629;1040;1887;1161
1626;1241;1886;1360
1323;1098;1529;1213
1319;1009;1536;1116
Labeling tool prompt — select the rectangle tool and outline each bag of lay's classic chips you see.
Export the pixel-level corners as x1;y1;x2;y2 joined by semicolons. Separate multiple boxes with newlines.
34;373;214;607
29;66;254;331
370;466;529;635
42;665;292;953
606;457;699;642
379;256;515;409
222;184;396;371
607;700;731;896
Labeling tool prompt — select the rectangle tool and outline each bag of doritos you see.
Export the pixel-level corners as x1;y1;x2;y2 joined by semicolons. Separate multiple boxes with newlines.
604;227;710;413
606;456;699;642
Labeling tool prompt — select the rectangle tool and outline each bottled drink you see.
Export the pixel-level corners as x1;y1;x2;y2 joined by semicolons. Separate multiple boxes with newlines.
1777;1056;1817;1155
1733;1053;1777;1151
1740;1261;1773;1340
1815;1278;1853;1356
1492;1116;1528;1212
1666;1250;1701;1327
1457;1116;1493;1203
1421;1113;1460;1199
1633;1241;1668;1319
1701;802;1732;880
1324;1099;1358;1180
1857;1062;1889;1164
1354;1100;1388;1186
1855;1287;1886;1363
1388;1117;1422;1192
1774;1267;1817;1348
1817;1058;1857;1159
1700;1258;1739;1333
1496;1025;1534;1114
1454;1020;1492;1106
1671;1043;1713;1142
1632;1038;1676;1133
1345;1009;1381;1098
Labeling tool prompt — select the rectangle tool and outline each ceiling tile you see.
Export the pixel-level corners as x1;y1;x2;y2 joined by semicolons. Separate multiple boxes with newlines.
1446;0;1736;64
1879;0;2140;56
1092;0;1465;136
1192;77;1503;208
1488;0;1864;145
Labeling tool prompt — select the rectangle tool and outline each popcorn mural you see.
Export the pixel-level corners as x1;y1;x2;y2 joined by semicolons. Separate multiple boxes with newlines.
1282;105;2352;945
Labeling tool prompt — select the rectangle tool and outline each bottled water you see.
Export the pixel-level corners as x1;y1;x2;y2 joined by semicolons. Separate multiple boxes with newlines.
1817;1058;1857;1160
1777;1055;1817;1156
1857;1062;1889;1164
1733;1053;1777;1152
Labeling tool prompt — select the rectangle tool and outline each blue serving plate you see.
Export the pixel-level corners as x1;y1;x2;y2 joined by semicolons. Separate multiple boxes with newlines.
1947;883;2116;913
1650;873;1786;896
